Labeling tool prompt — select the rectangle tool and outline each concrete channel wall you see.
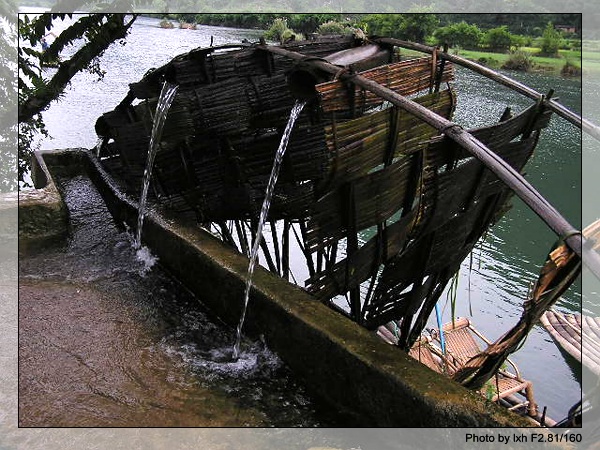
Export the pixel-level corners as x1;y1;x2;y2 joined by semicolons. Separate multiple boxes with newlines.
18;151;68;251
22;148;535;428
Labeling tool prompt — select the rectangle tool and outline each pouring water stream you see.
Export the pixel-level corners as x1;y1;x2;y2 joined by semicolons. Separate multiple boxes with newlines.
232;100;306;360
134;81;179;250
132;88;304;361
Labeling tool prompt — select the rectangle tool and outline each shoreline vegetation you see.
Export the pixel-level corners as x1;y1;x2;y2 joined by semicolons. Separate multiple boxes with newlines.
151;13;591;77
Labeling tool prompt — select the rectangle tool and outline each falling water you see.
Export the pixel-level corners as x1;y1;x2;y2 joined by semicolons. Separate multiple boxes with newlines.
94;137;105;158
232;100;306;360
134;81;179;250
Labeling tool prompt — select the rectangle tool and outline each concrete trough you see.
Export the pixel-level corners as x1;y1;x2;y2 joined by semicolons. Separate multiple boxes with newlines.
21;148;535;428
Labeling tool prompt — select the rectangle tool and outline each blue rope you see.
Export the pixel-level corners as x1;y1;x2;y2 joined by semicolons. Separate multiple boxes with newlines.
435;303;446;354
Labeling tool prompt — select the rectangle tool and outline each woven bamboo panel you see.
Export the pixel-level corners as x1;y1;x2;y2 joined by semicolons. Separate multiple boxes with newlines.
322;88;456;186
306;91;455;253
471;104;551;149
305;100;544;329
363;201;489;326
316;57;454;114
307;209;417;300
306;156;413;251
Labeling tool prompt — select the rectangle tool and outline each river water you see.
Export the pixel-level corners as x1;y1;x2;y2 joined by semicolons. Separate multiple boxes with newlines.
28;15;584;423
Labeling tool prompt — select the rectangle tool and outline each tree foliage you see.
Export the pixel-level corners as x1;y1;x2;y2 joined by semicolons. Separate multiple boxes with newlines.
540;22;563;56
482;26;514;52
361;13;439;42
437;13;580;37
17;13;137;186
188;13;341;35
0;4;17;192
263;17;304;42
433;21;482;49
318;20;354;36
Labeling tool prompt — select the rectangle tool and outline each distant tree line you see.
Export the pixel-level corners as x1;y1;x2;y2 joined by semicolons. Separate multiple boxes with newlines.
437;13;581;38
185;14;342;36
158;13;578;56
160;12;580;41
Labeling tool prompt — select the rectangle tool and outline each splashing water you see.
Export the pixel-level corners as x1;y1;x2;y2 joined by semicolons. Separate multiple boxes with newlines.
232;100;306;360
135;245;158;275
134;81;179;250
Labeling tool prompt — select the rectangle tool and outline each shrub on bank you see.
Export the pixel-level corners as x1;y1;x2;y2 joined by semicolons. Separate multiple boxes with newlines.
561;60;581;76
501;50;534;71
264;18;304;43
476;56;500;68
540;22;563;57
317;20;354;36
483;26;514;53
433;21;483;50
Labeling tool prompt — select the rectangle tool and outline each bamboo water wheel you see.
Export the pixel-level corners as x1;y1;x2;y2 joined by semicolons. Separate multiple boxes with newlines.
95;35;561;356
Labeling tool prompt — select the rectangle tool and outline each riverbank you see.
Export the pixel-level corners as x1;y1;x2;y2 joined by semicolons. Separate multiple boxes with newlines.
452;48;589;75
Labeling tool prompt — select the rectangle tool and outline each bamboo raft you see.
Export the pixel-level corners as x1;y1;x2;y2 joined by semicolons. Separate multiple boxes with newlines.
94;35;589;414
540;219;600;377
540;310;600;377
379;318;555;424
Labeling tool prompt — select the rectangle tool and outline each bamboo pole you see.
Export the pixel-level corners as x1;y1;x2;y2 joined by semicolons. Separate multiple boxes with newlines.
255;44;600;280
282;219;290;281
371;37;600;142
270;221;282;276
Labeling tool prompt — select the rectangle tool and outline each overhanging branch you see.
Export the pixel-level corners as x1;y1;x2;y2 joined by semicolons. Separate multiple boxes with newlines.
18;13;137;124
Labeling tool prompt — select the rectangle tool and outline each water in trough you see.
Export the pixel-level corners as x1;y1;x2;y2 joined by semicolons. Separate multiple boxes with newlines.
19;173;350;427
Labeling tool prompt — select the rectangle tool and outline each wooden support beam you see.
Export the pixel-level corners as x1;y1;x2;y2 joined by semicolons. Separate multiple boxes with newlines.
282;219;290;281
256;43;596;277
298;220;316;278
344;182;362;324
295;41;598;279
270;221;281;276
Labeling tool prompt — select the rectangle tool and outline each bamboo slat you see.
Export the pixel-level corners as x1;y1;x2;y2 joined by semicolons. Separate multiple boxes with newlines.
306;155;413;251
583;219;600;252
316;57;454;114
583;316;600;376
540;310;582;363
322;88;456;186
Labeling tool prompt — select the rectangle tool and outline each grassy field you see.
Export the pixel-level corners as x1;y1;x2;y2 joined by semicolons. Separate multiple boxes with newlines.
451;47;592;75
399;46;588;75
